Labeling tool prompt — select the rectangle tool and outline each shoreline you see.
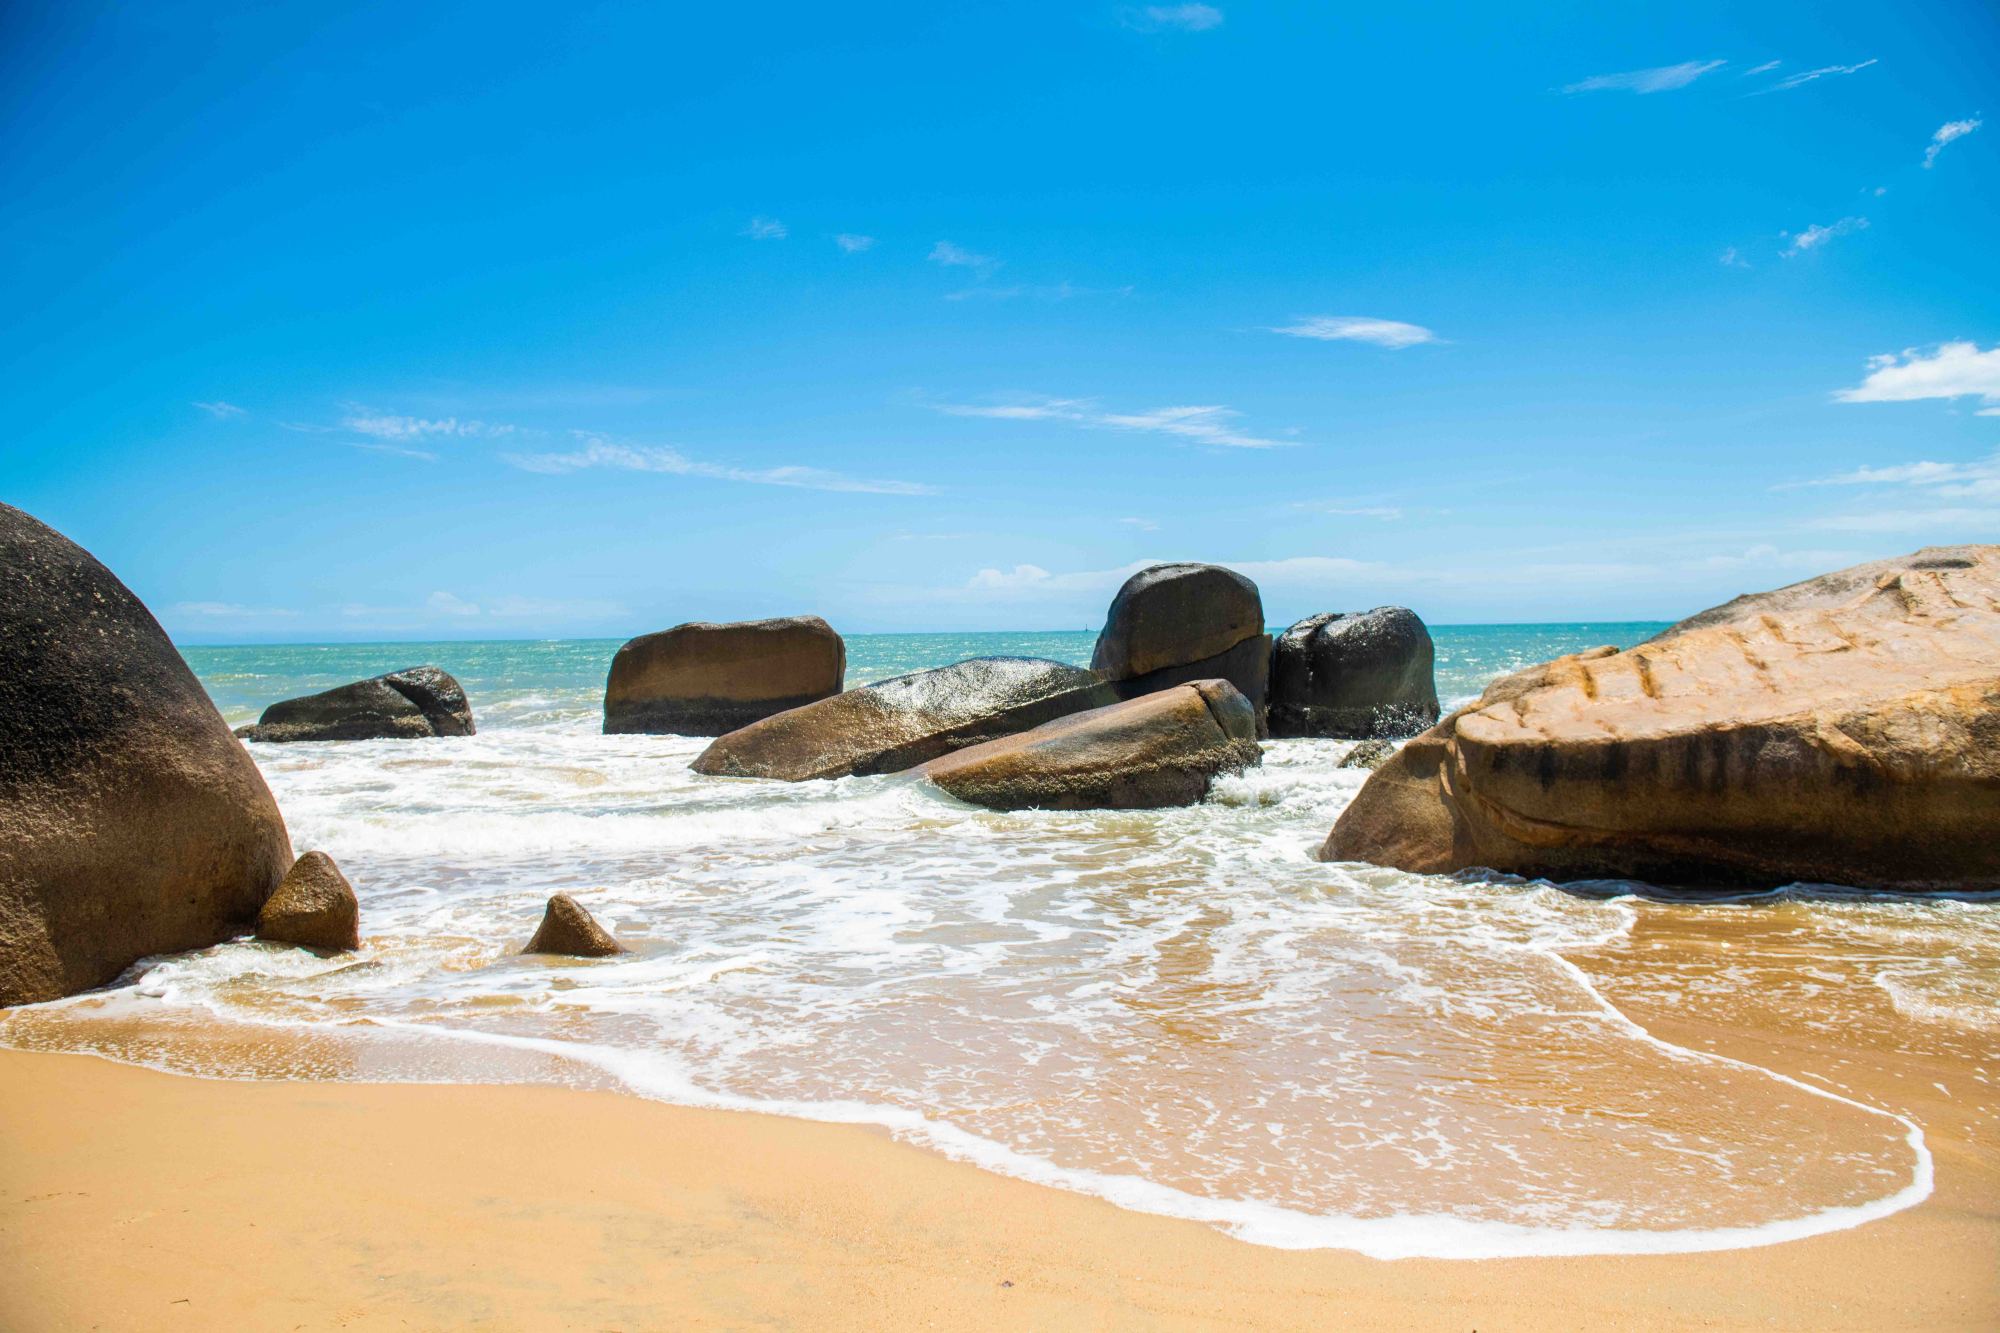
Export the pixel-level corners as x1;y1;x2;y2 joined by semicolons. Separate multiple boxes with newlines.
4;1045;1995;1330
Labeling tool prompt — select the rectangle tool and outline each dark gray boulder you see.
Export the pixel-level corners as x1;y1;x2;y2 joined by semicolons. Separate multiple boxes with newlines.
236;665;475;742
256;851;360;952
692;657;1119;781
1090;563;1271;726
523;893;626;958
604;616;844;735
1268;608;1439;739
1;503;294;1005
921;680;1263;811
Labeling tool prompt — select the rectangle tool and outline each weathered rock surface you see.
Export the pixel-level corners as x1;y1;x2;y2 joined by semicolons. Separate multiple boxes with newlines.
1321;547;2000;891
604;616;845;736
256;851;360;952
1;504;293;1005
921;680;1263;811
1338;738;1397;771
692;657;1119;781
523;893;625;957
1269;608;1439;738
1090;564;1271;726
236;666;475;743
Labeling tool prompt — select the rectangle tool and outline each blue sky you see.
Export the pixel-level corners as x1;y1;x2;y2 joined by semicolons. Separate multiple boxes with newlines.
3;1;1995;640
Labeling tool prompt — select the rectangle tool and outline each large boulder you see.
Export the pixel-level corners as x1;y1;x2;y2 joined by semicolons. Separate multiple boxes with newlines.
603;616;845;736
1090;564;1270;727
692;657;1118;781
1;504;294;1005
255;851;360;953
236;666;474;742
1268;607;1439;738
921;680;1262;811
523;894;626;958
1321;547;2000;891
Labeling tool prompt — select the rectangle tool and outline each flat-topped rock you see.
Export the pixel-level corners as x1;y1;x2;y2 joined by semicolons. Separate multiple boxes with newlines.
604;616;845;736
523;894;625;958
236;666;474;742
1;503;293;1004
921;679;1262;811
1090;563;1270;727
692;657;1119;781
1322;546;2000;891
1269;607;1438;738
256;851;360;952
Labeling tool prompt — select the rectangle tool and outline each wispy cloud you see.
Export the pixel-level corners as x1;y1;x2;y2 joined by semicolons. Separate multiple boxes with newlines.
928;240;998;272
1924;118;1982;168
1759;58;1877;93
936;397;1295;449
1802;506;2000;533
1719;246;1750;269
1118;516;1160;531
1311;504;1405;520
834;233;875;252
1121;4;1224;32
503;433;938;495
742;216;788;240
341;409;515;440
170;600;300;620
348;441;440;462
1833;342;2000;413
1741;60;1781;77
1787;451;2000;500
1269;315;1438;348
1780;216;1867;257
192;400;246;419
1563;59;1725;95
944;281;1132;302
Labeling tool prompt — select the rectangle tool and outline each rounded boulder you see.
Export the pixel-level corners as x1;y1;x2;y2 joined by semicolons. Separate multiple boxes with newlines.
604;616;845;736
1268;607;1439;739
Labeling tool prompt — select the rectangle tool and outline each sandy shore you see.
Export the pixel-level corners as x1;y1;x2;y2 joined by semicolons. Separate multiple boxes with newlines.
2;1047;1994;1330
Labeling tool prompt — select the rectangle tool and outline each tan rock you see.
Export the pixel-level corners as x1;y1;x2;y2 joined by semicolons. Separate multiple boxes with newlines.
604;617;844;736
921;680;1262;811
256;851;360;952
1;504;294;1005
1321;547;2000;891
523;894;625;958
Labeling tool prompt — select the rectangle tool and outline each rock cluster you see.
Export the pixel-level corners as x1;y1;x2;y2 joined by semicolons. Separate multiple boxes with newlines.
1;504;294;1005
237;666;475;742
256;851;361;952
1091;564;1271;729
921;680;1262;811
604;616;845;736
694;656;1117;780
1322;546;2000;892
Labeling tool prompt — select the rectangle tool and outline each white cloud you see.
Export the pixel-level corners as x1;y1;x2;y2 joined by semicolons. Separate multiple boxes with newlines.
341;410;513;440
502;433;938;495
834;233;875;252
349;441;440;462
969;563;1054;590
1269;315;1438;348
1742;60;1781;76
1314;505;1405;520
1789;451;2000;502
170;601;299;619
1118;516;1160;531
427;590;482;617
928;240;998;272
1563;60;1725;95
1123;4;1224;31
1719;247;1749;269
936;397;1295;449
944;281;1132;302
1780;216;1867;257
1833;342;2000;412
743;216;788;240
1803;507;2000;533
961;554;1375;601
1924;118;1982;168
192;401;246;418
1761;58;1877;93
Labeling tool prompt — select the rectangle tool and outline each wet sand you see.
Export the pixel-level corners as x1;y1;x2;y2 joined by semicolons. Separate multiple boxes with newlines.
3;1044;1995;1331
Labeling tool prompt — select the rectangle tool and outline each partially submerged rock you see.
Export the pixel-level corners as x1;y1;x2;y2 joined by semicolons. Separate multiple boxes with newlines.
693;657;1118;781
1269;608;1438;739
604;616;844;736
523;894;625;958
1091;564;1271;726
1321;546;2000;891
237;666;475;742
256;851;360;952
1;504;293;1005
921;679;1263;811
1338;738;1396;771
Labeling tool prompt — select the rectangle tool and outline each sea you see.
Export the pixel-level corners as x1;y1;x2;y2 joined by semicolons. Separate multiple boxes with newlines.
4;625;1994;1260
